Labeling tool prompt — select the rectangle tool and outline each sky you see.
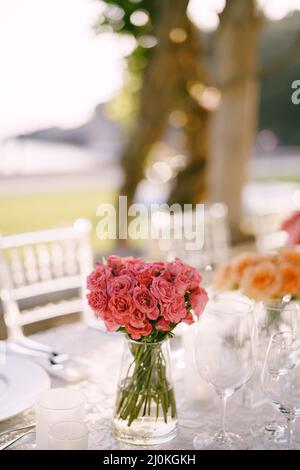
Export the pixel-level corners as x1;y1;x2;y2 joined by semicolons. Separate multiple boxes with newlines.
0;0;130;139
1;0;300;140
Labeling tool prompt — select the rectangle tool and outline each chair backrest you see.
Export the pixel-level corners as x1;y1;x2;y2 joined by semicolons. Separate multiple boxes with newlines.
0;219;96;339
146;203;231;269
250;209;290;252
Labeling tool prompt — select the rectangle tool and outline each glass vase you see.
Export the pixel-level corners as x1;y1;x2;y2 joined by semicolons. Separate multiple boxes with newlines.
112;338;177;445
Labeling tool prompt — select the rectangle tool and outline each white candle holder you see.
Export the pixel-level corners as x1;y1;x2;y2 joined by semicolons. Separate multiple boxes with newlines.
35;388;85;449
48;421;88;450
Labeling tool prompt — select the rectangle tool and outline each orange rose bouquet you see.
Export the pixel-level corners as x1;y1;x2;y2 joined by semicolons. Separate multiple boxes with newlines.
213;248;300;301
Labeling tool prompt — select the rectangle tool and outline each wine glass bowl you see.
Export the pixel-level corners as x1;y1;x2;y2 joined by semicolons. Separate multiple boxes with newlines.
256;301;300;352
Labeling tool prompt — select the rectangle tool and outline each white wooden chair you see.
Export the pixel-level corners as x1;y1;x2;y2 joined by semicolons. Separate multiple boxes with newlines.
250;209;290;252
0;219;101;339
146;203;231;270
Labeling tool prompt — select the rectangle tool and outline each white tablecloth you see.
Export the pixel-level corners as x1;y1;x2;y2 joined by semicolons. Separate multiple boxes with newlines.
0;322;297;450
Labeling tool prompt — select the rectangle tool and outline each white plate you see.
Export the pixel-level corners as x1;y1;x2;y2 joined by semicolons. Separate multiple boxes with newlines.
0;354;50;421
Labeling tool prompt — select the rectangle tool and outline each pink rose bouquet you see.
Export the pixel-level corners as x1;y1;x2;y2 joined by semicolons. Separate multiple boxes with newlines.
87;255;208;341
87;256;208;428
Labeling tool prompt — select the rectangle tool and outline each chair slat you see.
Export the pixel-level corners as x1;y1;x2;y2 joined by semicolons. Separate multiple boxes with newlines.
12;275;82;300
50;242;65;278
10;249;26;287
19;298;83;325
23;246;39;284
62;240;78;276
0;220;100;338
36;244;52;281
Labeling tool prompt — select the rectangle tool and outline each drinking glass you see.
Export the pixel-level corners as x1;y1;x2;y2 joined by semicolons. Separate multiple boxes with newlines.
261;331;300;450
193;298;257;450
48;421;88;450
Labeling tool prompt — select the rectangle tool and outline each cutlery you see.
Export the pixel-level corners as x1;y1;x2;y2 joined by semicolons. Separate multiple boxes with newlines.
0;423;35;439
6;340;89;381
13;337;69;363
0;430;34;450
7;342;67;367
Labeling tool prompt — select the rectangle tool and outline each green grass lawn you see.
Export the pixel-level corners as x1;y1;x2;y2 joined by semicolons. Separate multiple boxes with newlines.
0;189;117;253
1;174;299;255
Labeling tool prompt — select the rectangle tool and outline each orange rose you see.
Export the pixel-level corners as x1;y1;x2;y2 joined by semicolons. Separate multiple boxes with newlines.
231;252;266;285
213;261;235;291
278;262;300;296
241;261;282;301
278;248;300;267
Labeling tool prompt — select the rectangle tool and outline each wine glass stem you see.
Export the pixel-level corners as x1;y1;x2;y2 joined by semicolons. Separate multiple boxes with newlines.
286;415;293;450
220;394;228;437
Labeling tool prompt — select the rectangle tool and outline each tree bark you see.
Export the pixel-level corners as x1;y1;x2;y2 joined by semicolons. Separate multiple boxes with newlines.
207;0;262;243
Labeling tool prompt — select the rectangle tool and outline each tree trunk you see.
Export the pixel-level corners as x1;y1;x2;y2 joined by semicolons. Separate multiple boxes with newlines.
168;19;209;206
120;0;189;210
207;0;261;243
119;0;209;240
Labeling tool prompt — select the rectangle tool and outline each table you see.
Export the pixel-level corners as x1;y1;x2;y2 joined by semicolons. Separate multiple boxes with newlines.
0;322;297;450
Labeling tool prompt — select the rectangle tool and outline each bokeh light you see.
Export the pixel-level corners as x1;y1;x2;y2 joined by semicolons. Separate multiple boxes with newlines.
169;28;188;44
130;10;149;27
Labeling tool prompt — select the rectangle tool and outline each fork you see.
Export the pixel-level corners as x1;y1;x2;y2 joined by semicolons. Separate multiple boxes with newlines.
0;423;35;439
7;342;67;368
0;430;35;450
11;337;69;363
14;337;69;362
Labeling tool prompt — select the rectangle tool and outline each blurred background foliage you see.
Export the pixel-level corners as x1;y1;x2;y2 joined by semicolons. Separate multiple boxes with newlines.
98;1;300;145
259;13;300;145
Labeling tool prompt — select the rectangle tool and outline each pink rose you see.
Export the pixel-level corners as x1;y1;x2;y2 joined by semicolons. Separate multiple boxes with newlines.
149;262;166;277
182;262;201;288
107;255;126;275
156;317;171;331
108;294;135;325
163;259;201;293
183;311;195;325
179;262;201;290
107;274;134;296
151;277;175;304
86;265;110;291
128;310;146;328
133;286;159;320
135;267;153;287
125;256;143;264
161;294;187;323
103;314;120;332
189;287;208;317
121;257;143;272
126;319;152;340
172;273;190;294
131;261;148;272
281;211;300;245
87;290;108;318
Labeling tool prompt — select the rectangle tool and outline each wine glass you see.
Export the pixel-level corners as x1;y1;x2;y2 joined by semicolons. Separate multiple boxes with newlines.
261;331;300;450
253;301;300;446
193;298;257;450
